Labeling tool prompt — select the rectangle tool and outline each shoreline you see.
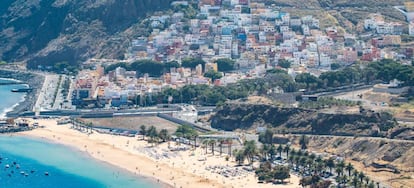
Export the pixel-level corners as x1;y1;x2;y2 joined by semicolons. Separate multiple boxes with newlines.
17;119;301;188
7;133;170;188
0;90;26;118
0;68;45;117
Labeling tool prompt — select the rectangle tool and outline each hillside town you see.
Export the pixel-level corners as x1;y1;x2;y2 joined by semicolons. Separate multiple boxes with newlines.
66;0;414;109
1;1;414;188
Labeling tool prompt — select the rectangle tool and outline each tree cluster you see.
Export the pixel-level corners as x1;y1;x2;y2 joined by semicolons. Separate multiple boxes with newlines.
201;138;234;156
175;124;198;139
214;58;235;72
255;130;381;187
299;97;360;109
204;70;223;82
148;69;295;106
139;125;170;144
255;163;290;184
53;61;78;74
104;60;180;77
234;140;258;166
296;59;414;92
278;59;291;69
181;58;206;70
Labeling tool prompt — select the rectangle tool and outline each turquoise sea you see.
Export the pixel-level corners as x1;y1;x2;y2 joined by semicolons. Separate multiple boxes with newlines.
0;79;26;118
0;79;158;188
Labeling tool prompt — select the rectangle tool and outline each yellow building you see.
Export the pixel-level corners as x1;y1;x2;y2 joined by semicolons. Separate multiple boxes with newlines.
205;62;218;72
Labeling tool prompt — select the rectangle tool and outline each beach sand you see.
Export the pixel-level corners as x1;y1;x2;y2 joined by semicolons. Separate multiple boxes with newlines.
18;119;301;188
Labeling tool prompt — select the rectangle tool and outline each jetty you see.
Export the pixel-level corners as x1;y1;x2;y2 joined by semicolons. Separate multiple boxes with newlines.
0;82;27;86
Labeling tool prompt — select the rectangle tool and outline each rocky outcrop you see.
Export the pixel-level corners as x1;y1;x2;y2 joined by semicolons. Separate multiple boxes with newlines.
388;126;414;140
211;103;398;137
0;0;173;66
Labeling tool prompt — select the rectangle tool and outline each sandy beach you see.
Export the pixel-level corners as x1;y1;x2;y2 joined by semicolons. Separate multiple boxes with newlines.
17;119;301;188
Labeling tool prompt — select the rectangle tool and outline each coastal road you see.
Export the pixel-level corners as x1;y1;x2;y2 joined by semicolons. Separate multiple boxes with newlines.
274;133;414;143
34;74;60;111
52;75;67;109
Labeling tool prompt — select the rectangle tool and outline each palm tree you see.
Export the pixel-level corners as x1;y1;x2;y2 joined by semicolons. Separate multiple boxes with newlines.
147;126;158;145
288;154;294;165
269;144;276;160
299;157;307;173
309;153;316;160
293;155;300;170
296;149;303;158
226;138;233;156
345;163;354;177
140;125;146;140
351;175;359;187
87;122;93;133
326;158;335;174
243;140;257;165
306;158;314;170
336;175;346;186
283;145;290;159
315;156;323;164
218;139;224;155
209;140;216;155
175;132;183;145
290;148;297;158
358;171;365;183
260;144;269;160
277;144;283;158
202;139;209;154
335;166;343;177
159;129;169;142
368;181;375;188
364;176;370;186
315;160;324;175
299;135;308;150
336;160;345;176
235;149;245;166
192;132;199;148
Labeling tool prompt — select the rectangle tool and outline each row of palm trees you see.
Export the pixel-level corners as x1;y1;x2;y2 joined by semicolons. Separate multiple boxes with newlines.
139;125;169;145
271;144;381;188
71;119;93;133
201;138;234;156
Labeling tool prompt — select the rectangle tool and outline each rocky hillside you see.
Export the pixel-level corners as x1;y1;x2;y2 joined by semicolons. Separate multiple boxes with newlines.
211;103;399;137
0;0;173;67
259;0;406;33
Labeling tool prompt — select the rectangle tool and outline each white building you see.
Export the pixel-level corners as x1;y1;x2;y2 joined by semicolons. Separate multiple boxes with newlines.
376;23;394;34
409;22;414;36
302;25;310;36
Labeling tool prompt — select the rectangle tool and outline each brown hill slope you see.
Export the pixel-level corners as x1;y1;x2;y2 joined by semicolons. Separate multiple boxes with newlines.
211;103;398;137
0;0;173;67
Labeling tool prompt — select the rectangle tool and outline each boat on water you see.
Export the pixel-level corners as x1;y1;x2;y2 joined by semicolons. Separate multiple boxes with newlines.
11;88;33;92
